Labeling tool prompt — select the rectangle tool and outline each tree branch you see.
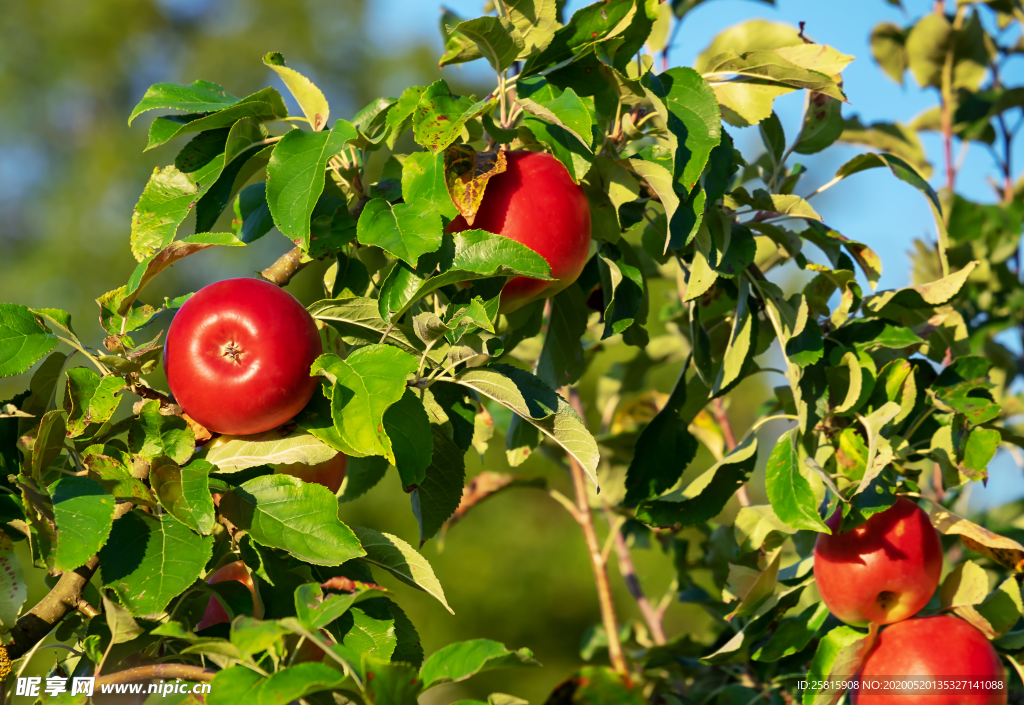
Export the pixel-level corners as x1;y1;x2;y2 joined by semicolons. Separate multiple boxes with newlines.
3;503;133;661
565;389;629;677
95;664;216;686
604;509;667;646
261;247;309;287
260;196;371;288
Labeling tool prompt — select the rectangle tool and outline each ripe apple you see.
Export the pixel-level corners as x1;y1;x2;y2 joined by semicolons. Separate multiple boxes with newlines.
196;560;263;631
851;615;1006;705
814;496;941;626
164;278;322;436
447;150;592;314
273;452;348;494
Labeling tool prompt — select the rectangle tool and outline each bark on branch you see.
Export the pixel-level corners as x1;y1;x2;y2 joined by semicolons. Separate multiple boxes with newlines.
3;503;133;661
95;664;216;686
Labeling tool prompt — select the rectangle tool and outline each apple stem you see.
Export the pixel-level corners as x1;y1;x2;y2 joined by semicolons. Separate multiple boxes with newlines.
565;388;630;677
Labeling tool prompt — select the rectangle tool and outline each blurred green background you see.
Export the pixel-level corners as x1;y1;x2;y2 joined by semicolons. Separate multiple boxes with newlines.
0;0;1020;702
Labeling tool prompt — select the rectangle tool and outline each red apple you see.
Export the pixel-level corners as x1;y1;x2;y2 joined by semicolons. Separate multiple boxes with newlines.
196;560;263;631
164;278;322;436
851;615;1006;705
273;452;348;494
447;150;592;314
814;496;942;626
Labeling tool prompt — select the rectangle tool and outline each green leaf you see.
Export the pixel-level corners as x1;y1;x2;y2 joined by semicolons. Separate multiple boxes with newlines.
205;427;338;473
130;155;226;262
151;457;216;535
522;0;637;75
411;427;466;545
128;79;239;125
231;615;291;657
419;639;539;688
870;22;907;85
208;663;347;705
455;364;600;485
382;389;433;490
794;92;844;155
144;87;288;150
597;241;645;340
536;285;588;390
356;198;443;268
52;476;116;572
402;150;459;220
374;229;555;329
838;117;931;178
234;182;275;244
440;8;483;68
714;278;757;394
694;19;801;72
335;457;387;506
803;626;872;705
388;599;424;666
413;80;494;154
308;297;432;359
62;368;126;438
85;453;156;506
832;152;949;274
759;111;786;165
128;400;195;464
523;117;594;183
0;534;26;629
311;346;418;462
765;430;829;533
262;52;330;131
103;593;144;646
754;600;829;662
220;474;364;566
517;76;593;147
29;409;68;482
0;304;59;378
385;85;426;149
455;17;525;73
327;252;371;299
352;525;453;614
619;158;679;254
726;187;821;220
121;232;244;314
960;427;1000;481
194;125;272;234
352;97;398;150
643;67;722;193
703;50;848;99
505;0;560;57
624;371;699;507
266;121;357;252
635;434;756;527
99;510;214;617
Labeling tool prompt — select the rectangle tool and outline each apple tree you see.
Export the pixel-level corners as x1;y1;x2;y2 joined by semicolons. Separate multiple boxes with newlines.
1;0;1023;703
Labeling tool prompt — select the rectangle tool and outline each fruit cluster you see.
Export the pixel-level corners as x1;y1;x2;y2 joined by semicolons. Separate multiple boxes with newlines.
815;498;1006;704
164;151;590;634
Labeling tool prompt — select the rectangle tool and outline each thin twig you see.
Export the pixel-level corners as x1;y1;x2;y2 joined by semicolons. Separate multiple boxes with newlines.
712;397;749;506
604;509;667;645
565;389;629;677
